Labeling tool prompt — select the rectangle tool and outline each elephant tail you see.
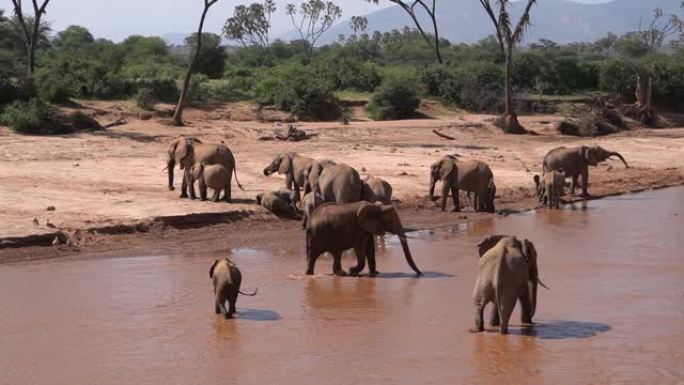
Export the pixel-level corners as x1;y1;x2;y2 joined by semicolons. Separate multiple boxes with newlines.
537;278;550;290
239;288;258;296
233;164;245;191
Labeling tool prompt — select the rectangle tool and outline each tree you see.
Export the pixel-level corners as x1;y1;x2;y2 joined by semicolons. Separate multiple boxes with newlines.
185;33;227;79
478;0;538;134
349;15;368;34
367;0;442;64
286;0;342;51
9;0;53;77
54;25;94;53
223;0;276;48
173;0;220;126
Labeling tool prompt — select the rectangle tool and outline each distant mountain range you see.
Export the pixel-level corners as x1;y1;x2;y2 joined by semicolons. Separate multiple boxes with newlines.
293;0;683;45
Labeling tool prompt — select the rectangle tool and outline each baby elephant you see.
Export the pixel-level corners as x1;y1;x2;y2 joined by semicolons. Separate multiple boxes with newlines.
534;170;565;209
473;235;548;334
256;189;299;219
209;258;257;319
300;190;324;229
188;163;232;202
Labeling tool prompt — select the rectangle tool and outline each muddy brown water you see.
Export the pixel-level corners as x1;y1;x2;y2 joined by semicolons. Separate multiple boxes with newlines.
1;187;683;385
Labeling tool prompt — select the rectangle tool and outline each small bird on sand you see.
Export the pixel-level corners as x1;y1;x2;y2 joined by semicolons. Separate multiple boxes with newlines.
32;218;39;227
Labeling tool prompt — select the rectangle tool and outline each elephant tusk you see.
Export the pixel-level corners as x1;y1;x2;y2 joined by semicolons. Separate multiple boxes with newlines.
161;166;168;172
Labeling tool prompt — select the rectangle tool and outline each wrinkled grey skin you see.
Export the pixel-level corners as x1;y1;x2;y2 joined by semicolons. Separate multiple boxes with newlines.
473;235;547;334
362;176;393;204
314;163;363;204
256;189;299;219
543;145;628;197
300;190;324;229
263;152;314;201
166;136;242;199
303;159;338;194
534;171;565;209
188;163;231;202
429;156;495;212
209;258;257;319
306;201;421;277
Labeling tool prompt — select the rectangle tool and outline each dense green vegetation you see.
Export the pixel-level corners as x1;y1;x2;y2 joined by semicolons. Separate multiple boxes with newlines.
0;5;683;131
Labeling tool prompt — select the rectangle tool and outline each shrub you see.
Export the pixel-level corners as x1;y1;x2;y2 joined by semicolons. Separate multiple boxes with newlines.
436;61;504;112
0;77;20;107
135;88;155;110
0;99;72;135
35;71;73;103
194;79;252;102
367;75;420;120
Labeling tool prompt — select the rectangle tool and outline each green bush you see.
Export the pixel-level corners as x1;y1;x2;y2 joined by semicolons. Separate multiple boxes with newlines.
0;77;20;107
314;58;381;92
194;79;252;102
431;61;503;112
0;99;72;135
135;88;155;110
367;75;421;120
35;70;72;103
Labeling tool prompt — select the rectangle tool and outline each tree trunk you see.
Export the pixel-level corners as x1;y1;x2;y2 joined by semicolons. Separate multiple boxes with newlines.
173;4;210;126
496;45;526;134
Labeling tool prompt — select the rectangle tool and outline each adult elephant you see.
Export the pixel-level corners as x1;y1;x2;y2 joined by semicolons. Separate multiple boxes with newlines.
429;156;495;212
263;152;314;199
543;145;628;197
314;163;363;204
306;201;421;277
166;136;243;200
362;176;393;204
473;234;548;334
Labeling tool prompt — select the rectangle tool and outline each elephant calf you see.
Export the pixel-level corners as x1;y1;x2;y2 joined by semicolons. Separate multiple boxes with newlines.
188;163;232;202
209;258;258;319
534;171;565;209
256;189;299;219
473;235;548;334
300;190;324;229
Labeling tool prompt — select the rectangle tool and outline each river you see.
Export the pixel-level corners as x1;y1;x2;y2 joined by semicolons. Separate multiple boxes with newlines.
1;187;682;385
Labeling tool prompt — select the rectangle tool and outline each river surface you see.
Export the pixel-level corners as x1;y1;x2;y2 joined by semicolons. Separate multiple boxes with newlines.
1;187;683;385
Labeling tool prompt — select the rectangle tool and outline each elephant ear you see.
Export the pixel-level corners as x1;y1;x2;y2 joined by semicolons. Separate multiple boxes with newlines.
357;203;384;235
477;234;508;257
209;259;219;278
278;153;293;174
582;146;599;166
174;138;191;167
439;158;454;181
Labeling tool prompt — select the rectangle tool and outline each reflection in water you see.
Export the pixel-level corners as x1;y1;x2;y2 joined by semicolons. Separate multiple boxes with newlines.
0;187;683;385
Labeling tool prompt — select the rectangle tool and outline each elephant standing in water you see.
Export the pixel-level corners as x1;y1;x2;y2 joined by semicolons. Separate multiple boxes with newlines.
166;136;243;200
429;156;495;212
543;145;628;197
209;258;257;319
263;152;314;200
534;170;565;209
472;235;548;334
306;201;421;277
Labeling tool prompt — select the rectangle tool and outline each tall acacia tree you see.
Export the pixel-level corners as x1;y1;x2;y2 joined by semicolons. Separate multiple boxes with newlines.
173;0;220;126
286;0;342;52
479;0;538;134
10;0;52;77
367;0;442;64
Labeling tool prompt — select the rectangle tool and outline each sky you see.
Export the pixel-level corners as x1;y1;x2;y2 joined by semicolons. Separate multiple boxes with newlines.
0;0;612;42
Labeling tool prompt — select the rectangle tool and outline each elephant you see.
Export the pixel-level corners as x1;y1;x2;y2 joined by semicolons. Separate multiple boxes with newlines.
300;190;324;229
209;258;258;319
534;170;565;209
543;145;628;197
303;159;338;194
314;163;363;204
166;136;243;200
429;156;495;212
255;189;299;219
187;163;231;202
362;176;393;204
263;152;314;200
473;235;548;334
306;201;421;277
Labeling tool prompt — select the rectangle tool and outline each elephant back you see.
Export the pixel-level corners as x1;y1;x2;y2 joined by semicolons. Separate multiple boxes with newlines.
195;143;236;171
319;164;363;204
543;146;581;175
456;160;493;192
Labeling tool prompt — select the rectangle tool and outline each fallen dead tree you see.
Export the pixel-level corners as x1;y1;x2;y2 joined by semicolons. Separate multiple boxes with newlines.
432;129;456;140
258;124;316;141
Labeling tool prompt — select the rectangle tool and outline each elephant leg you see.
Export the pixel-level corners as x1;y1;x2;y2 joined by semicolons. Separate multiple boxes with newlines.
212;189;220;202
489;303;500;326
223;181;232;202
199;178;208;201
227;290;238;319
350;239;367;277
332;252;347;277
180;169;189;198
497;297;516;335
519;291;534;324
286;174;293;190
305;233;317;275
473;296;488;332
366;236;378;276
215;295;227;317
571;175;578;195
440;183;450;212
451;186;461;212
580;169;589;197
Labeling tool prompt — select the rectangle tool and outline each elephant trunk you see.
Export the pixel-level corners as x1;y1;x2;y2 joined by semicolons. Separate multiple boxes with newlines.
609;151;629;169
263;167;272;176
167;158;175;190
528;280;538;319
428;175;436;201
397;231;422;276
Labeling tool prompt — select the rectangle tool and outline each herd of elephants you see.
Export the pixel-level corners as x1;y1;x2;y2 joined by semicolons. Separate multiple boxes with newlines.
165;135;629;333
